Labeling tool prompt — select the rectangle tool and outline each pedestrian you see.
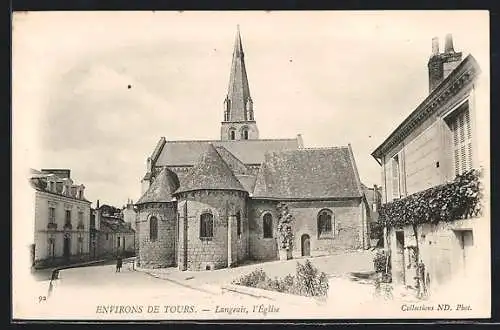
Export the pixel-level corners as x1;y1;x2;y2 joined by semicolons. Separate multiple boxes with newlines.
116;255;122;273
48;269;59;298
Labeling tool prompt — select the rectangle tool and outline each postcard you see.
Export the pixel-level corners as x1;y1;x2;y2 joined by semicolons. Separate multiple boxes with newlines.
12;10;490;321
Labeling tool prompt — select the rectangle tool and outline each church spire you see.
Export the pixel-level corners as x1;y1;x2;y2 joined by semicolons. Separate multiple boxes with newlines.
221;25;259;141
226;25;251;122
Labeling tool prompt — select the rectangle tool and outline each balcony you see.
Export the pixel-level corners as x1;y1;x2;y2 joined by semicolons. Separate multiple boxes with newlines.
47;222;57;230
63;222;73;230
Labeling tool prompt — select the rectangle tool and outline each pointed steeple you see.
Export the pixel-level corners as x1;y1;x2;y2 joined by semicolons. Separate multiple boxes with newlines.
226;25;251;122
221;25;259;141
174;144;246;194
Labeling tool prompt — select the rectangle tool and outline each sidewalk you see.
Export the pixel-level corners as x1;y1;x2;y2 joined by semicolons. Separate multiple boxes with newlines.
31;258;112;281
137;250;375;295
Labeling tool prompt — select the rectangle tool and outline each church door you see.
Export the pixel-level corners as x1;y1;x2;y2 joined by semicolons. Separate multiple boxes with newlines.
301;234;311;257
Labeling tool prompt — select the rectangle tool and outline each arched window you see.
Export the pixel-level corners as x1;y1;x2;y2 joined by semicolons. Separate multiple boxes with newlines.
149;216;158;241
263;213;273;238
317;209;333;239
229;130;236;140
236;211;242;237
241;128;249;140
200;212;214;239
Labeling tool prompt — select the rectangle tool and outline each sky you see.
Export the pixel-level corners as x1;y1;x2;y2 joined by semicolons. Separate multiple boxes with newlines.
12;11;489;208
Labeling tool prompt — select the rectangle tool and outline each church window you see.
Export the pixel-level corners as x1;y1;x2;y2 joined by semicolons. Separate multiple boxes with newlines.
230;130;235;140
236;211;242;237
200;212;214;239
149;216;158;241
317;209;333;239
263;213;273;238
117;236;121;248
242;129;249;140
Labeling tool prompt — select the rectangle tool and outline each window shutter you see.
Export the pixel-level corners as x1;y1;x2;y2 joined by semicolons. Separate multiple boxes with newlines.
450;105;473;176
391;157;400;198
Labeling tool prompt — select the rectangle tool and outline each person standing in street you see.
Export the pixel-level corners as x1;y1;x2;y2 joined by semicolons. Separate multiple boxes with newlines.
116;255;122;272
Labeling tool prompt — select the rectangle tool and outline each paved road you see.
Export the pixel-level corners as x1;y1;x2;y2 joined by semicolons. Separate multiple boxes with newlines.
40;262;268;320
22;258;377;320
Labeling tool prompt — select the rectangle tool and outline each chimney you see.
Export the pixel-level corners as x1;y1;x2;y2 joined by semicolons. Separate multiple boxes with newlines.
441;34;462;80
428;36;444;93
431;37;439;55
96;200;100;209
444;33;454;53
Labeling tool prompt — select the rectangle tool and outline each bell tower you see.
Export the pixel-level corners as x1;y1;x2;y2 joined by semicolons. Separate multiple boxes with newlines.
221;25;259;141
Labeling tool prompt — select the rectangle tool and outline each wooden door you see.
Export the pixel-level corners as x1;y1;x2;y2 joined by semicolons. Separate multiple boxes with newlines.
301;234;311;257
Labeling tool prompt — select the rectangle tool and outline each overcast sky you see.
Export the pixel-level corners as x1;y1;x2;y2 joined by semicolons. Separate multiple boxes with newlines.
12;11;489;208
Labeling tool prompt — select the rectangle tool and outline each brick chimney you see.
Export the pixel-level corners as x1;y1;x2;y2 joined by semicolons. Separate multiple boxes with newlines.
427;34;463;94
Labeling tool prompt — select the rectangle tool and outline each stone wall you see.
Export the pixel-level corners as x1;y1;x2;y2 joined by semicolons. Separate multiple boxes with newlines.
286;199;364;257
248;198;365;260
248;199;279;261
387;216;486;290
177;190;247;271
136;202;177;268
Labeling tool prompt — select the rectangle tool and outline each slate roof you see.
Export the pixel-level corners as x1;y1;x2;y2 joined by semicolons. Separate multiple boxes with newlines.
252;147;363;199
99;216;135;233
136;167;180;204
235;174;257;194
214;146;249;175
154;138;299;167
28;170;91;203
226;25;251;122
175;144;246;194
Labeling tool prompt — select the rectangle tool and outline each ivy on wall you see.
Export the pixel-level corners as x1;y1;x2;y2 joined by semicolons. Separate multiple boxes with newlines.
378;168;483;228
276;202;294;250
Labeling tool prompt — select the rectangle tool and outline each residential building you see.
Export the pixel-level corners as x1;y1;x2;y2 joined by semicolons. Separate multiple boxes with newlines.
135;26;371;271
122;200;139;257
29;169;91;268
362;184;383;247
371;34;488;291
91;202;136;258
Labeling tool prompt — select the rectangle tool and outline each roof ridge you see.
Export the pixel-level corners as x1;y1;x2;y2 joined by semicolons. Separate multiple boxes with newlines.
297;146;347;150
264;146;347;155
163;138;298;143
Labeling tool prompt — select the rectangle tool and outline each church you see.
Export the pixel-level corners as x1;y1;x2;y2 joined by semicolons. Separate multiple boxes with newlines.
135;27;371;270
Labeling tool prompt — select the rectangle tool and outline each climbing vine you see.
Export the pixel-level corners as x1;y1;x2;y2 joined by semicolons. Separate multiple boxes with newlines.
276;202;294;250
378;168;483;228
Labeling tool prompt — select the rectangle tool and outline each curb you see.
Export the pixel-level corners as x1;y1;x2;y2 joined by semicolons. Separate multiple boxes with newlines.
139;268;222;296
221;283;325;306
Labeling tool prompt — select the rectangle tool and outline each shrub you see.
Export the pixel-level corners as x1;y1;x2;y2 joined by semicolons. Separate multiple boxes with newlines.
370;221;384;240
295;259;329;297
373;250;390;273
233;260;329;297
233;268;268;287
